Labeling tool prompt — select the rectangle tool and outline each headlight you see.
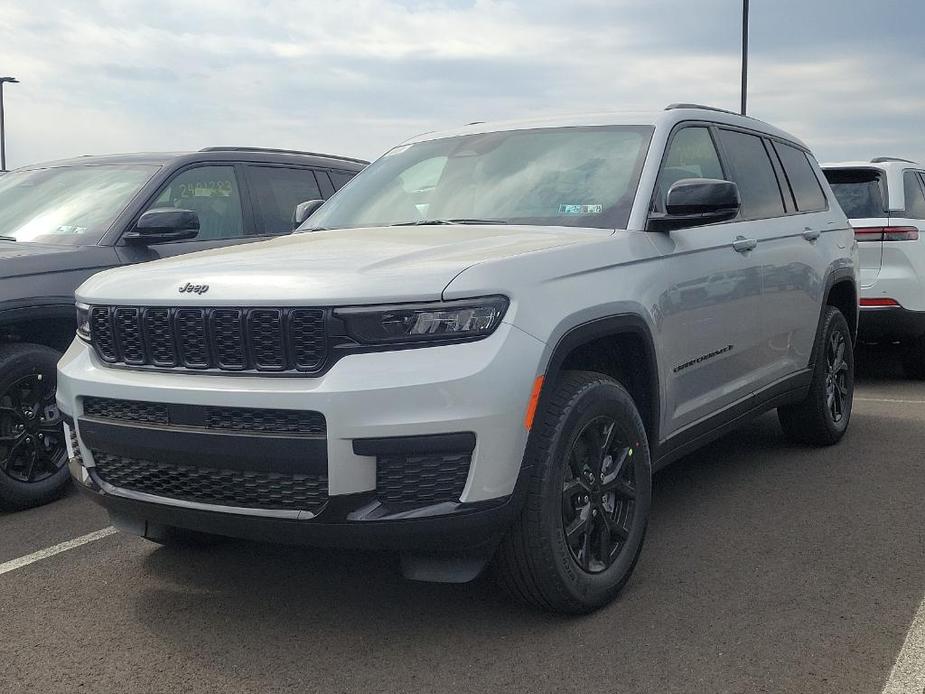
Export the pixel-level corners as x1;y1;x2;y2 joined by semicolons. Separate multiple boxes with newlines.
76;303;91;341
335;296;509;345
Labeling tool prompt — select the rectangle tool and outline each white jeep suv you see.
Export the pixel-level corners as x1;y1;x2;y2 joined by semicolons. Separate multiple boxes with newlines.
58;105;858;613
823;158;925;377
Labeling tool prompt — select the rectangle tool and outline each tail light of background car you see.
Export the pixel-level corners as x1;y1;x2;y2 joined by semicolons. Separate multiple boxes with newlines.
853;226;919;241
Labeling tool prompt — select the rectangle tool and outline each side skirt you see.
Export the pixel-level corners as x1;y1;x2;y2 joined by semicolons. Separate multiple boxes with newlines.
652;369;812;470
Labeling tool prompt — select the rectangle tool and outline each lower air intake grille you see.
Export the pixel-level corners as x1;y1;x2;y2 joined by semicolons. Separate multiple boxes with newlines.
377;452;471;505
83;398;169;425
92;451;328;512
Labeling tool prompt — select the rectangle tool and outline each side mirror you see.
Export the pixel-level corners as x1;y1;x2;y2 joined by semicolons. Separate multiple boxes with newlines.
293;199;325;228
124;208;200;244
649;178;740;231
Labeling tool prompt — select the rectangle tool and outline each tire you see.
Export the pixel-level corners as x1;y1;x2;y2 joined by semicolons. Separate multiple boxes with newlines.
495;370;652;614
778;306;854;445
901;335;925;380
0;343;71;511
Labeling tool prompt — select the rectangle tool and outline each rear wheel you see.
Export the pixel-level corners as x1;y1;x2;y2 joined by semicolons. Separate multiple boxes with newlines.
495;371;652;614
778;307;854;445
0;343;70;511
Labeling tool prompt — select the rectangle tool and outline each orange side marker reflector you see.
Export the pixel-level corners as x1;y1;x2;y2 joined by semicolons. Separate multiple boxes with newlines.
524;375;545;431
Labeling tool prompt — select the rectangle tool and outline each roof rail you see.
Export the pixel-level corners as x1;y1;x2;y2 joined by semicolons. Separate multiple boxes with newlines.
199;146;368;165
664;103;742;116
870;156;918;164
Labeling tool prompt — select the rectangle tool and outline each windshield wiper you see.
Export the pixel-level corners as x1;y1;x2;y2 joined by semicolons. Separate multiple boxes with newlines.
390;218;508;227
0;236;16;241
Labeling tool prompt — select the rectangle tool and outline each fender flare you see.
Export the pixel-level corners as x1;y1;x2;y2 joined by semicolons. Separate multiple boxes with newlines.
539;313;661;444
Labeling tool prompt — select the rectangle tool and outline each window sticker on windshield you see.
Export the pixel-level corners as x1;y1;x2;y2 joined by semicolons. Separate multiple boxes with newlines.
558;204;603;215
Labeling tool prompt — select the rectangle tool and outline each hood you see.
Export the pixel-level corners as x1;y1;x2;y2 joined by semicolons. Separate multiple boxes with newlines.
77;225;607;305
0;240;115;280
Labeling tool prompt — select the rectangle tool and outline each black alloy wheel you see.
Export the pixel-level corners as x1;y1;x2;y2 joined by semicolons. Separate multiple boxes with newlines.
561;416;638;574
0;372;67;484
824;329;850;424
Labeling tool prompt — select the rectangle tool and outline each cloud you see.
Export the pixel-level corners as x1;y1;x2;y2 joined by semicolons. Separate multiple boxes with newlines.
0;0;923;168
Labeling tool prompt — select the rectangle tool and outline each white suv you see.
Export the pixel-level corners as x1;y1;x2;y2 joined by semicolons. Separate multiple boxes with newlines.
58;106;858;613
823;159;925;377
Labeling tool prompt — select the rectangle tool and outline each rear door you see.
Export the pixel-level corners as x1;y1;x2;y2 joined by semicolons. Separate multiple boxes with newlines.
754;140;839;380
823;167;888;288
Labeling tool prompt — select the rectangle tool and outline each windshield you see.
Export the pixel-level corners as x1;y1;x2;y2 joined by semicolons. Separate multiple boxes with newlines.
0;164;159;245
303;125;653;231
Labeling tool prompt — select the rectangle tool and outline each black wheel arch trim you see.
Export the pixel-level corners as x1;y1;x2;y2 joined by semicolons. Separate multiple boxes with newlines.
539;313;661;445
815;266;859;363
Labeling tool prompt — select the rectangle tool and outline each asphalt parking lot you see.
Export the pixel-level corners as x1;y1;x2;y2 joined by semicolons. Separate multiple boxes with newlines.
1;348;923;694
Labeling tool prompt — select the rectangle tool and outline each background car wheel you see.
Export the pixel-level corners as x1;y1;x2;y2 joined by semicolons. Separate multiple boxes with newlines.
778;306;854;446
901;334;925;380
0;343;71;511
495;370;652;614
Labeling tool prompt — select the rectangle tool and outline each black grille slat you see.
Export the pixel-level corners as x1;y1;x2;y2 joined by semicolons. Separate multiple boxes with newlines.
289;309;326;371
204;407;326;435
88;305;330;373
175;309;209;368
80;397;326;435
211;309;246;369
249;309;285;370
145;308;177;366
93;451;328;512
113;308;144;364
83;397;169;425
90;307;117;361
377;452;472;505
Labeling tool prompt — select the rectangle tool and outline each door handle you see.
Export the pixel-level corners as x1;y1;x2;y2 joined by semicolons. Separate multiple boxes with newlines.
802;228;821;242
732;236;757;253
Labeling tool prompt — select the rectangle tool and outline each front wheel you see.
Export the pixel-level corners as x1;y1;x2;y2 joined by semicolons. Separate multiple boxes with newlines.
778;306;854;445
495;371;652;614
0;343;70;511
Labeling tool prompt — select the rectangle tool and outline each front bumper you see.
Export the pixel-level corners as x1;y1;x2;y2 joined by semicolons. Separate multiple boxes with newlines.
57;323;544;550
859;306;925;341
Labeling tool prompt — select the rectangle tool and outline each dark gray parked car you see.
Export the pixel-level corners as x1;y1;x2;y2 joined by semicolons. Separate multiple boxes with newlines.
0;147;366;509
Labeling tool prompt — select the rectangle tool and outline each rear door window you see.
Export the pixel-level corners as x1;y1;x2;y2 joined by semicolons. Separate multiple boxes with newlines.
823;168;885;219
716;129;785;219
903;170;925;219
246;166;324;235
775;143;827;213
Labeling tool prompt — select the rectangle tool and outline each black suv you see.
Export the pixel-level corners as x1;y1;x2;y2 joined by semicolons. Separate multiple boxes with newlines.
0;147;366;509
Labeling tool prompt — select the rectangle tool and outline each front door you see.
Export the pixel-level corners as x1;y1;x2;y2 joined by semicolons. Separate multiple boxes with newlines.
648;124;765;436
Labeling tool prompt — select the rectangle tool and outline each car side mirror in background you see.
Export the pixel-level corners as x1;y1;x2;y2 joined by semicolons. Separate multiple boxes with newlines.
648;178;740;231
123;208;200;244
293;199;325;228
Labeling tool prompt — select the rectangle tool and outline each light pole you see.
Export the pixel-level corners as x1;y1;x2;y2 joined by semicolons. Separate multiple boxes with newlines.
0;76;19;172
740;0;749;115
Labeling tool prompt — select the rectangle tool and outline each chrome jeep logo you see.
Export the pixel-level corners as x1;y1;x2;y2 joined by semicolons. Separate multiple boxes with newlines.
178;282;209;295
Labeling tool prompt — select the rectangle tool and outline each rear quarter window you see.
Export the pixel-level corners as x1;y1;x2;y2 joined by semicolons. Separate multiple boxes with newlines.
823;168;885;219
775;143;827;213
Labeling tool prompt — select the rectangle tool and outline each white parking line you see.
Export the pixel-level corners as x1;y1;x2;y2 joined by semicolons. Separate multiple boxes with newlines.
0;527;117;576
882;595;925;693
856;397;925;405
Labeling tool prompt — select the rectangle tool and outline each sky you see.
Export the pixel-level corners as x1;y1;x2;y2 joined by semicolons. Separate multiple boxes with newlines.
1;0;924;169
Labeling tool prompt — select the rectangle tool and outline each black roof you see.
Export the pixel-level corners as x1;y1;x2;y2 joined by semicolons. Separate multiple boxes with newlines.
10;147;368;172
